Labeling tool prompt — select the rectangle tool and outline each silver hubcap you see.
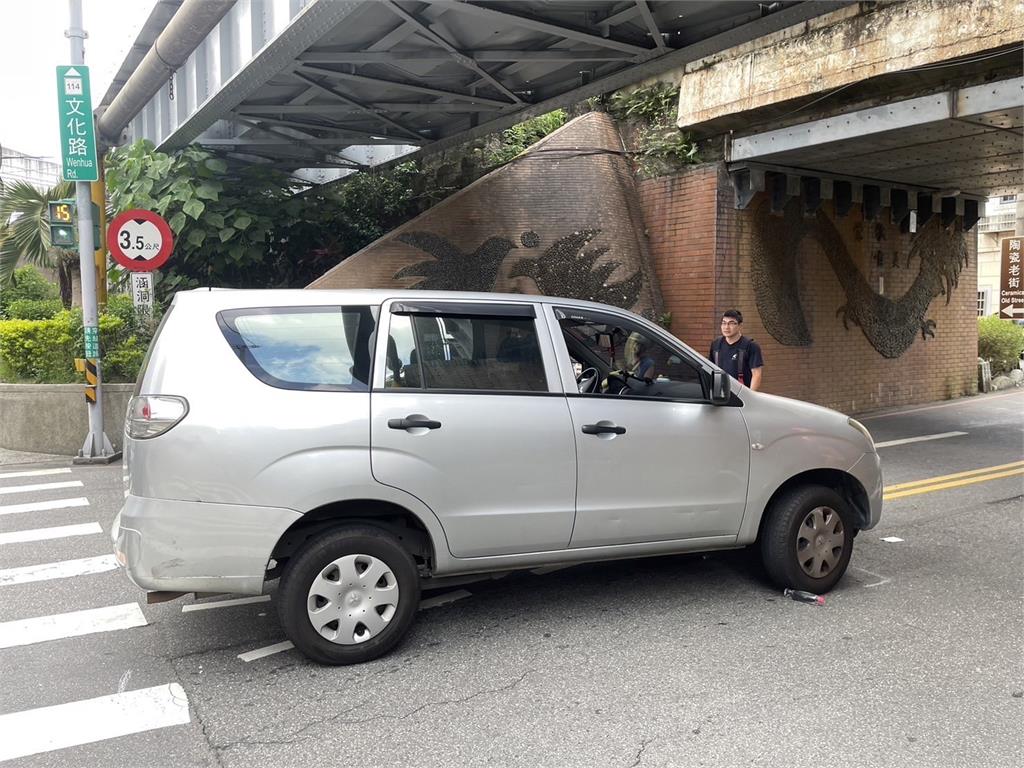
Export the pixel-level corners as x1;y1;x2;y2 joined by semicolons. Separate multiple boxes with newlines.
306;554;400;645
796;506;845;578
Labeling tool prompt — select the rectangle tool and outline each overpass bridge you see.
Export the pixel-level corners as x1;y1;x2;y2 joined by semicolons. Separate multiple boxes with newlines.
96;1;851;181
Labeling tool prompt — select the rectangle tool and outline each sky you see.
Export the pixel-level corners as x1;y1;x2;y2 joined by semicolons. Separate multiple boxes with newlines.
0;0;155;162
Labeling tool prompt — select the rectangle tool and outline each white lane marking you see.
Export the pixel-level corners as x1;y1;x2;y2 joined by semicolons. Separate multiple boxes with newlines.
420;589;472;610
0;683;190;762
848;565;891;588
238;641;294;662
531;564;574;576
182;595;271;613
0;480;83;496
0;555;118;587
874;431;968;448
0;603;147;649
0;468;71;481
858;391;1023;420
118;670;132;694
0;522;102;545
0;497;90;517
881;536;905;543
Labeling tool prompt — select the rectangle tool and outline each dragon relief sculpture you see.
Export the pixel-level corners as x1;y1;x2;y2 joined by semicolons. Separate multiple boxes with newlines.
392;228;643;311
751;199;969;359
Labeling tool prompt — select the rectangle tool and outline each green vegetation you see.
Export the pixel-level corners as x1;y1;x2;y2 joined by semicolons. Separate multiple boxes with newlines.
6;298;64;321
0;180;77;304
978;315;1024;374
482;110;568;167
0;265;59;318
603;82;699;176
106;142;354;301
0;291;159;384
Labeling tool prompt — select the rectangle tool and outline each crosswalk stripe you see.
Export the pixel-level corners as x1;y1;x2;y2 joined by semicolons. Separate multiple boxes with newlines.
181;595;271;613
0;683;190;762
0;603;147;649
0;522;102;545
0;497;90;517
238;641;294;662
0;481;83;496
0;468;71;481
0;555;118;587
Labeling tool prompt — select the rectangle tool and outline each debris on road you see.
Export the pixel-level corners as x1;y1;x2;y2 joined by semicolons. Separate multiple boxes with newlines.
783;588;825;605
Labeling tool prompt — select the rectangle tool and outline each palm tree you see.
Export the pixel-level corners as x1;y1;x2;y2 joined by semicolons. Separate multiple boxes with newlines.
0;180;76;305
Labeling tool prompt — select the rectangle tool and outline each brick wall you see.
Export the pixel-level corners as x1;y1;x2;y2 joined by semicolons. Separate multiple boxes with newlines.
637;165;721;352
642;163;978;413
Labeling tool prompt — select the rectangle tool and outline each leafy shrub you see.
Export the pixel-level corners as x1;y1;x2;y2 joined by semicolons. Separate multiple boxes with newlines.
0;265;58;318
0;312;78;382
484;110;568;167
978;316;1024;374
606;82;678;123
603;82;700;177
6;298;64;320
0;293;161;383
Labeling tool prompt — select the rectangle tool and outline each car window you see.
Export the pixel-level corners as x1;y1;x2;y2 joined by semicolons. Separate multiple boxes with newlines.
217;306;375;391
555;307;705;400
385;311;547;392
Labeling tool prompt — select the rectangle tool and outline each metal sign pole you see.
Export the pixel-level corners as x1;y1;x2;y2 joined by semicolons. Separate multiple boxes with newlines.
67;0;116;462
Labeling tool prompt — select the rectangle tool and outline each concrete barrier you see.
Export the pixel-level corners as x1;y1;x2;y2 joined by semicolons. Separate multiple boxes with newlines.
0;384;134;456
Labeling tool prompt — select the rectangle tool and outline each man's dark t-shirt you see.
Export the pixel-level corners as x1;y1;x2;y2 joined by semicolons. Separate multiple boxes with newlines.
709;336;764;386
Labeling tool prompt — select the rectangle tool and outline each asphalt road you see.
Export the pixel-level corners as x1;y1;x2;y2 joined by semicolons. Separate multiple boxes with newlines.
0;390;1021;768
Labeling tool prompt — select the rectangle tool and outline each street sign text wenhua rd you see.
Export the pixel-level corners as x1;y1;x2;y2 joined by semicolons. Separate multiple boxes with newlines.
55;65;99;182
1000;236;1023;319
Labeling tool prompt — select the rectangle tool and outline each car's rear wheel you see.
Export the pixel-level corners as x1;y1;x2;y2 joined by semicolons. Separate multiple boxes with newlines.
760;485;854;593
278;525;420;665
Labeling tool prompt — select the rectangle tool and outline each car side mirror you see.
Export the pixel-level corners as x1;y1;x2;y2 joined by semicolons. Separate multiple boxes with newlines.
710;370;731;405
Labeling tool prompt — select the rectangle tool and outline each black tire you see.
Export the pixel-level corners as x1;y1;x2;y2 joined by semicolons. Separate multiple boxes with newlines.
278;525;420;665
760;485;854;593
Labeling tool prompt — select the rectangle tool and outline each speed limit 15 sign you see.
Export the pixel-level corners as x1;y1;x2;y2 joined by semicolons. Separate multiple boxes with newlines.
107;209;174;272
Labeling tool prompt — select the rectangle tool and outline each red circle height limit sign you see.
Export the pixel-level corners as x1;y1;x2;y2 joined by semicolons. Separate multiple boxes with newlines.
107;209;174;272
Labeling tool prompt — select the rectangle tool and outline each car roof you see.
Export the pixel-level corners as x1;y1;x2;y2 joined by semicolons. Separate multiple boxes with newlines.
172;288;638;316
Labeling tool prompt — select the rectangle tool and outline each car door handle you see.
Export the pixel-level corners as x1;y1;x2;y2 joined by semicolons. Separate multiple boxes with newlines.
388;415;442;431
581;423;626;435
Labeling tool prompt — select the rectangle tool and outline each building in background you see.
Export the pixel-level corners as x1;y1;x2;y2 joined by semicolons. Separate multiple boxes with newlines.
0;147;61;190
977;194;1022;317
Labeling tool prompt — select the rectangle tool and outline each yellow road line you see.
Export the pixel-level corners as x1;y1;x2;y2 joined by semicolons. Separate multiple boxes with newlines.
883;460;1024;492
884;468;1024;500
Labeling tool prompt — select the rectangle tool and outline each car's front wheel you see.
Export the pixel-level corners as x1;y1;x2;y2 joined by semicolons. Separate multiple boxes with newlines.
278;525;420;665
760;485;854;593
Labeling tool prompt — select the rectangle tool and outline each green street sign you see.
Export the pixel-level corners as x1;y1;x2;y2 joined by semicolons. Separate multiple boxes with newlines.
56;65;98;182
83;325;99;359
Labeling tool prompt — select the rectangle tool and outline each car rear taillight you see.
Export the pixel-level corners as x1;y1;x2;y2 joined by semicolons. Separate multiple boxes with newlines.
126;396;189;439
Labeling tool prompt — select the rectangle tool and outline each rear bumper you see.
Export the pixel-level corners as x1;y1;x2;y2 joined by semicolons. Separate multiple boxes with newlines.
848;451;883;529
112;494;302;595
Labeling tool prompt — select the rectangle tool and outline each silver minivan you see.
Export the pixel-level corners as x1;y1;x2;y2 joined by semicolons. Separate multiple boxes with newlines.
113;289;881;665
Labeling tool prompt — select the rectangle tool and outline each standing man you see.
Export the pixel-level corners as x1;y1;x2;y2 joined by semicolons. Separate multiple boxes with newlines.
709;310;764;391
